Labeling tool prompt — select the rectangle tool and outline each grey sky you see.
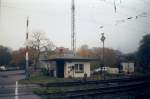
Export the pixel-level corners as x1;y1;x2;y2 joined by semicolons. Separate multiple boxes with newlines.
0;0;150;53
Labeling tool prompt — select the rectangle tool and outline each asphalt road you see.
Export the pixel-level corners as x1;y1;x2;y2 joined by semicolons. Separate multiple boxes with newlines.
0;70;40;99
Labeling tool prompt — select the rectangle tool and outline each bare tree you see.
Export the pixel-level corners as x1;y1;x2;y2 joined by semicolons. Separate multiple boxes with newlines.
29;32;54;70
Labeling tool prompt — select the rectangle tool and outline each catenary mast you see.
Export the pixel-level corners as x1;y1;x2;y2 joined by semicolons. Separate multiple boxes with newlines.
71;0;76;56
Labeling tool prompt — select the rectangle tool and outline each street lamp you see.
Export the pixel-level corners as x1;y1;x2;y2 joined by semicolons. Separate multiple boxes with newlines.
100;33;106;80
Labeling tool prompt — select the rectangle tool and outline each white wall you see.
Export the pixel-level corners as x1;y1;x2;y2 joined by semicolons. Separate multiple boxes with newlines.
41;61;91;78
107;67;119;74
64;62;90;78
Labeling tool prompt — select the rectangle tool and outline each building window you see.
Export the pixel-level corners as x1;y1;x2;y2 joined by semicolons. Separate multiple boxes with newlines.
79;64;84;71
75;64;78;71
75;64;84;73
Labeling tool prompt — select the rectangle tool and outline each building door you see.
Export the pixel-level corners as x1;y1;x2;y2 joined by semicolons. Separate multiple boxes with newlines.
56;60;64;78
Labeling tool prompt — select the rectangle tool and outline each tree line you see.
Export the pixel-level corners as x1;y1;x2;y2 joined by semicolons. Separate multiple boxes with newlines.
0;33;150;73
0;32;54;70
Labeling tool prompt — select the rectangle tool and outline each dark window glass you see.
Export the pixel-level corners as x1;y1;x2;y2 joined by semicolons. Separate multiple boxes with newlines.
75;64;78;71
79;64;84;73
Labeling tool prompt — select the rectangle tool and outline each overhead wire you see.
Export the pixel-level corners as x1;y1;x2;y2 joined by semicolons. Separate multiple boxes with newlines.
1;0;150;30
95;0;150;28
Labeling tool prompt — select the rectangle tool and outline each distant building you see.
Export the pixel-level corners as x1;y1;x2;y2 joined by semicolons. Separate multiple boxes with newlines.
107;67;119;74
41;56;95;78
91;67;119;74
121;62;135;74
55;47;69;56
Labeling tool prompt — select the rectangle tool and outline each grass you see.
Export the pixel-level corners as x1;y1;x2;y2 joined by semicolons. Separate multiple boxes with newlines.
19;73;131;84
33;84;102;95
105;73;126;79
19;75;104;95
19;74;138;99
19;70;143;85
19;75;79;84
33;88;65;95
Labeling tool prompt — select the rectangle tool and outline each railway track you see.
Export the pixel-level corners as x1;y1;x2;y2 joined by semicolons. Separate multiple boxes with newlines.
39;80;150;99
36;75;150;98
39;74;150;87
0;74;150;98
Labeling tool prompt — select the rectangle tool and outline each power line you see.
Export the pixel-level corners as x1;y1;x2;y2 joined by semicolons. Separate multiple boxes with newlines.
98;0;150;13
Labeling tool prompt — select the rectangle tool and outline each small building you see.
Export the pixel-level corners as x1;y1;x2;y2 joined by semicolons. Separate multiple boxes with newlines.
41;56;95;78
55;47;69;55
91;67;119;74
121;62;135;74
107;67;119;74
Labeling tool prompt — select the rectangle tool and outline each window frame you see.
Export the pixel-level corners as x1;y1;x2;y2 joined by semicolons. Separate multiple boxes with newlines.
74;64;84;73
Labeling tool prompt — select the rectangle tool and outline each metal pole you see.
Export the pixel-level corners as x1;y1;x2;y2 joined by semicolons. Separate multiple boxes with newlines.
25;16;29;79
71;0;76;56
25;52;29;79
103;37;105;80
101;33;106;80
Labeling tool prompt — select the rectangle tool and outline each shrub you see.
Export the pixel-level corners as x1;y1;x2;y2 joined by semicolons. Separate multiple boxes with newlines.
41;68;49;76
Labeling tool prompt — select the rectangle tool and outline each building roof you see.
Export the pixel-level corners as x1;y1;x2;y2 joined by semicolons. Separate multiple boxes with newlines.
41;55;97;62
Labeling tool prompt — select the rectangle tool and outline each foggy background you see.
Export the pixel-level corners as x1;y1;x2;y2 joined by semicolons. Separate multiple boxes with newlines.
0;0;150;53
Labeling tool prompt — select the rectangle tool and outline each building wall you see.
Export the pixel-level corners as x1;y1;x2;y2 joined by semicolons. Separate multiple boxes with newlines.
64;62;90;78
